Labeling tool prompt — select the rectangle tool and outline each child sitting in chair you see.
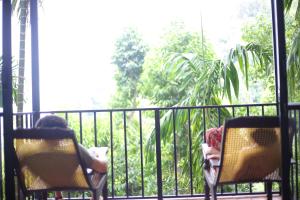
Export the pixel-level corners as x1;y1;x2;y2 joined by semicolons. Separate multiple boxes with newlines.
204;125;224;159
35;115;108;200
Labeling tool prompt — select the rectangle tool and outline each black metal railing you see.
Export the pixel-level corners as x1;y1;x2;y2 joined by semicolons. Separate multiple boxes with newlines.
288;103;300;200
1;103;300;199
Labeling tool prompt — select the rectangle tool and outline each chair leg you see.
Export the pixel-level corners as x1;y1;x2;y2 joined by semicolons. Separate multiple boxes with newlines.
266;181;272;200
204;180;210;200
211;186;217;200
93;191;99;200
35;191;47;200
102;181;108;200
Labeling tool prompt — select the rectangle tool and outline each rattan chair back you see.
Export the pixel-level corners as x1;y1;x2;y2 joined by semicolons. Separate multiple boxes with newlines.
13;128;92;195
217;116;282;184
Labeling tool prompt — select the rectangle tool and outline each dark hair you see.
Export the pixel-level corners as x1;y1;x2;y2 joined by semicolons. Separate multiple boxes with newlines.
35;115;68;128
251;128;277;146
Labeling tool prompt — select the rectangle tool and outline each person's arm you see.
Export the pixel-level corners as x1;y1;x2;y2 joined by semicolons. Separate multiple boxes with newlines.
78;144;107;173
90;157;107;173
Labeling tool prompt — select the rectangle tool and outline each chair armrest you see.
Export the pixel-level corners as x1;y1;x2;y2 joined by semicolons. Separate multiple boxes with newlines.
87;147;109;174
202;143;209;159
208;159;220;167
202;143;221;160
202;143;220;168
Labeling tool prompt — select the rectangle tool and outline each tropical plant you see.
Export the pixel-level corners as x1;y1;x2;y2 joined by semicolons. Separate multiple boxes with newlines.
12;0;29;113
0;57;19;107
11;0;43;113
284;0;300;101
139;12;283;191
111;27;148;108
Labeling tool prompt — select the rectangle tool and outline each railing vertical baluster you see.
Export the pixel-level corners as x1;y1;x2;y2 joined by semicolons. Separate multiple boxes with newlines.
188;108;193;195
65;108;69;200
296;110;300;199
217;111;224;194
218;108;221;126
30;113;34;128
203;108;206;140
16;114;23;128
290;111;294;198
203;108;210;198
217;107;222;194
287;111;291;196
25;114;29;128
20;114;23;128
262;105;265;116
249;183;253;194
110;111;114;198
123;111;129;197
79;112;84;199
65;112;71;200
0;116;2;200
172;109;178;196
202;108;206;142
246;106;250;116
79;112;83;144
65;112;68;122
234;184;238;195
232;106;237;194
139;110;145;197
93;112;97;147
247;106;252;194
15;115;18;128
155;109;163;200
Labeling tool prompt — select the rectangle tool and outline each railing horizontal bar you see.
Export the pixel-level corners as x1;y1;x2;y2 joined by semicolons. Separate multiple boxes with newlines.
288;103;300;109
7;103;278;115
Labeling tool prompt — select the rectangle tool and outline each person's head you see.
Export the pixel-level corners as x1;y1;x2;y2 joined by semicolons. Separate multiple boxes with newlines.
250;128;277;146
35;115;68;129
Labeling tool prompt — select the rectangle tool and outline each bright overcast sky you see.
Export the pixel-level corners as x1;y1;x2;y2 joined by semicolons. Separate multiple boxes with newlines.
4;0;268;111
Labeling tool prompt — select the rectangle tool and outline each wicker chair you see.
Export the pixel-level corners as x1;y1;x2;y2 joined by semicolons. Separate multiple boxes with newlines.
202;116;294;200
13;128;108;200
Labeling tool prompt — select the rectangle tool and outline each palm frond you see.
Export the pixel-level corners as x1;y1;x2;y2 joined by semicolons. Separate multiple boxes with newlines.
287;28;300;99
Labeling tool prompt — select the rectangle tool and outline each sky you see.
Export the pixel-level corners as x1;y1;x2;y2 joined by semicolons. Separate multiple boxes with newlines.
2;0;269;111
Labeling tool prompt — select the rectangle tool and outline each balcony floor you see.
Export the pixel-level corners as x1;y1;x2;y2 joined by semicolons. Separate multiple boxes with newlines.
130;194;281;200
205;194;281;199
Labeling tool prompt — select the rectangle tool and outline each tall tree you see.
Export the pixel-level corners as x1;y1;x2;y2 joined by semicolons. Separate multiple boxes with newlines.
140;21;215;107
12;0;29;113
0;57;18;107
241;0;300;101
111;27;148;108
143;1;300;192
12;0;42;113
142;21;274;192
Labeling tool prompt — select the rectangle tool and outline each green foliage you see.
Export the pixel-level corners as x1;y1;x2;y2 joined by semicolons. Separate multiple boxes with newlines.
140;21;215;107
0;57;19;107
141;18;283;194
241;4;300;102
285;0;300;22
111;27;148;108
288;29;300;101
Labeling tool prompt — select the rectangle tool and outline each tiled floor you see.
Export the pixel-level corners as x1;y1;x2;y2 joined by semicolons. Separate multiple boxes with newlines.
149;195;281;200
216;194;281;199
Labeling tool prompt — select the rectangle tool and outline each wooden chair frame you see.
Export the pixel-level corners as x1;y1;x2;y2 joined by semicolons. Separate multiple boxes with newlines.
12;128;108;200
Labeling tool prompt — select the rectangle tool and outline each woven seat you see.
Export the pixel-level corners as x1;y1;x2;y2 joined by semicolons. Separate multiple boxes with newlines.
13;128;108;200
202;116;294;200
